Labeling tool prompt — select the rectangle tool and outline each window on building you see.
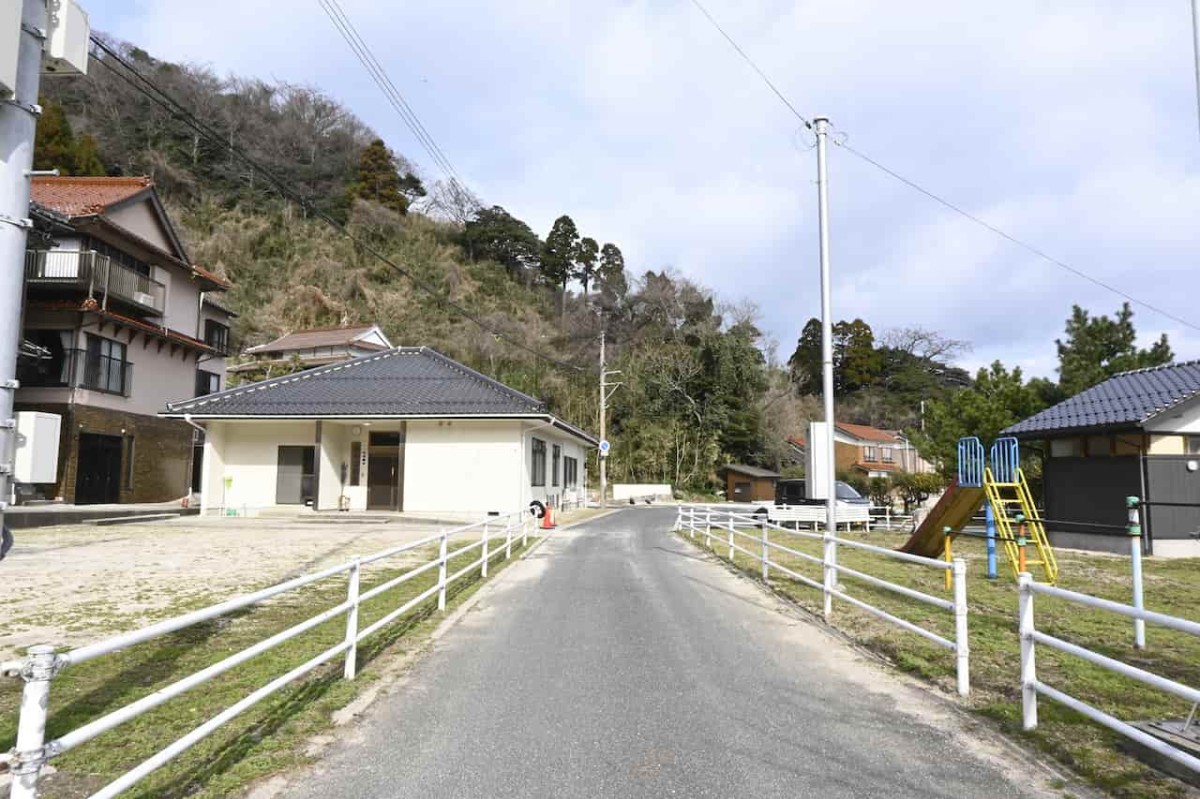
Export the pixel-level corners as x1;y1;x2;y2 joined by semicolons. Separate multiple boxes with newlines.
83;334;129;395
204;320;230;354
1188;436;1200;456
85;236;152;278
531;438;546;486
564;456;578;488
123;436;135;490
881;447;894;463
552;444;561;487
1050;438;1083;458
864;446;878;462
195;369;220;397
349;441;362;486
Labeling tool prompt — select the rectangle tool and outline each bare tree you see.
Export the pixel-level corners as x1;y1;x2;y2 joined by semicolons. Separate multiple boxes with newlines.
423;179;482;226
881;326;971;363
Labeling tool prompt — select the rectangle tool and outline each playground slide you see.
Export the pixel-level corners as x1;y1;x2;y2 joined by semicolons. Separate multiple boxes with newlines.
898;479;985;559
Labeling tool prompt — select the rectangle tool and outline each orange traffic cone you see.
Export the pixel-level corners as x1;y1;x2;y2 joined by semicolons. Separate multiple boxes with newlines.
541;502;556;530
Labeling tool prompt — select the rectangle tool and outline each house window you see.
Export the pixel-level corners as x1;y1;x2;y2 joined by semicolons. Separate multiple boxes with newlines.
1050;438;1083;458
881;447;894;463
83;334;129;395
531;438;546;487
204;320;230;354
195;369;221;397
123;436;135;490
564;456;578;489
552;444;561;487
864;446;878;462
1188;436;1200;456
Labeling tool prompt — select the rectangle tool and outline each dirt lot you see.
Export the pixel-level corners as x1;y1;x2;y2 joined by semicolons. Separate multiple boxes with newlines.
0;515;513;656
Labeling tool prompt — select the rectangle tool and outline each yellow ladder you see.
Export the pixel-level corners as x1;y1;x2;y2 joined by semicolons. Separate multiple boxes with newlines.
983;466;1059;584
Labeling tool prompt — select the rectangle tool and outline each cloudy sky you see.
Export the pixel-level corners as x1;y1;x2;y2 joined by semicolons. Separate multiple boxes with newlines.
85;1;1200;377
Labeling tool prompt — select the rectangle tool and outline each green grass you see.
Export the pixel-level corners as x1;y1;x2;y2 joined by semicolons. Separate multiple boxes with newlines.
0;535;534;799
679;524;1199;799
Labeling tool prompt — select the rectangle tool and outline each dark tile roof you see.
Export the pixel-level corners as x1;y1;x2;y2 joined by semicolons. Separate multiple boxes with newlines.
721;464;781;479
167;347;563;421
1004;360;1200;437
245;324;388;354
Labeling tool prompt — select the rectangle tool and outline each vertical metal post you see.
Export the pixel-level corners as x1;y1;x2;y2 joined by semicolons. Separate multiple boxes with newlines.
1018;573;1038;730
10;646;57;799
522;515;529;548
705;507;712;548
814;116;839;621
727;517;734;561
481;522;489;578
1193;0;1200;139
1127;496;1145;649
943;528;953;592
0;0;49;536
674;504;681;532
342;557;360;679
985;502;997;580
952;558;969;697
437;531;448;611
505;518;513;559
1016;513;1027;574
761;516;769;582
599;327;607;509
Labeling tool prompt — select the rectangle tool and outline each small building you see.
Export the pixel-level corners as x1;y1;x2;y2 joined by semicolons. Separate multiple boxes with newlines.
229;323;392;379
1005;361;1200;558
787;424;934;478
15;176;231;505
164;347;595;516
720;464;780;503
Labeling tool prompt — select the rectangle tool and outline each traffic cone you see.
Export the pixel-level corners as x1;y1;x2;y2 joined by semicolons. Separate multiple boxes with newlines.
541;502;555;530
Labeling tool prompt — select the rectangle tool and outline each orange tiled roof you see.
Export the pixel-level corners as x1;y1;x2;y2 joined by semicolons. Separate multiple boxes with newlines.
836;422;899;443
31;176;153;217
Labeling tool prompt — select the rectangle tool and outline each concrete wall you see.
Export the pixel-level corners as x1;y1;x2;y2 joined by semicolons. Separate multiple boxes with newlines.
204;421;318;513
404;419;523;514
317;421;350;511
107;202;176;257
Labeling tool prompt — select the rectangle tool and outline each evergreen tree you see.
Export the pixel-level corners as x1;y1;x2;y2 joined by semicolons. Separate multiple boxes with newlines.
1056;302;1172;396
459;205;541;279
541;215;579;325
348;139;419;215
576;236;599;299
597;243;627;303
787;317;881;395
33;101;105;176
72;134;106;176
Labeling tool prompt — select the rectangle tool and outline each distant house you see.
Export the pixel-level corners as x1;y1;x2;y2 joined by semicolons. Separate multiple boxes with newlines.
1005;361;1200;558
15;176;232;505
164;347;595;516
229;323;392;378
720;464;780;503
787;424;934;478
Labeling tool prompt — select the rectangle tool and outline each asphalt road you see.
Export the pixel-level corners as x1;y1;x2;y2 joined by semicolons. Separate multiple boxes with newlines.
287;508;1052;798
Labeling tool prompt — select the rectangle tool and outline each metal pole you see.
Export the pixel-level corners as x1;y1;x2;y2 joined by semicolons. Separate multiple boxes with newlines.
599;327;607;508
727;516;734;561
815;116;838;621
437;531;448;611
1127;496;1146;649
761;515;769;582
985;502;997;580
480;522;489;578
705;507;712;548
10;646;57;799
0;0;48;532
342;557;360;679
943;527;953;592
1018;572;1038;730
953;558;969;697
1192;0;1200;138
505;518;512;559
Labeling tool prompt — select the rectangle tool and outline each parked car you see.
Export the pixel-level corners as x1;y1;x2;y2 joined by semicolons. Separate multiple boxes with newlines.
773;478;869;507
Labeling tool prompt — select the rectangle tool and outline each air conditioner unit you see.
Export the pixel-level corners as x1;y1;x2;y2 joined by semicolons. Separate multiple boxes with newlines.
14;411;62;484
42;0;89;75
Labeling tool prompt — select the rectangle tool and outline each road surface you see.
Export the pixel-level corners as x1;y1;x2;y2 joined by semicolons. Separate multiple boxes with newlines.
287;508;1060;798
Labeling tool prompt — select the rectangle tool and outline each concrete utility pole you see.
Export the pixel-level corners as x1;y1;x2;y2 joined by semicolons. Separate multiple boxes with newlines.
814;116;838;617
1192;0;1200;138
598;326;620;508
0;0;48;536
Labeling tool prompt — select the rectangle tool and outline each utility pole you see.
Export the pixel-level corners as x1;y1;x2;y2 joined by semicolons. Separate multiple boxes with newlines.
814;116;838;618
0;0;49;538
598;325;620;508
1192;0;1200;138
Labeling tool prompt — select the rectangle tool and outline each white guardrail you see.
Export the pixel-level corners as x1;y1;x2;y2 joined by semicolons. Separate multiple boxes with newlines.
0;509;537;799
676;504;969;697
1018;573;1200;775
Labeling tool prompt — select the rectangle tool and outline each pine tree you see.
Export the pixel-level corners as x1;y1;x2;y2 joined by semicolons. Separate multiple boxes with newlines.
34;101;79;174
541;215;580;325
1056;302;1172;396
576;236;599;298
349;139;411;215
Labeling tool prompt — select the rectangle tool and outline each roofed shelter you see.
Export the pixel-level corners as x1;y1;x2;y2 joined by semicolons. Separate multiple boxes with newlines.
164;348;595;516
720;464;780;503
1005;360;1200;557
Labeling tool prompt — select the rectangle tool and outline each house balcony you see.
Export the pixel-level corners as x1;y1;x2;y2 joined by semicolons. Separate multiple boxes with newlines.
17;348;133;397
25;249;166;316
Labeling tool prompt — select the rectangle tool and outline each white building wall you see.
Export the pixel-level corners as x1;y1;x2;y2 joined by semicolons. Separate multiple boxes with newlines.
317;422;350;511
403;419;524;514
200;421;226;513
208;420;317;514
1144;395;1200;434
522;423;589;510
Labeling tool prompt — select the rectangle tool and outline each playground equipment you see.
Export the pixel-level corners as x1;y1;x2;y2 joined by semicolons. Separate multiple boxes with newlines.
899;436;1058;584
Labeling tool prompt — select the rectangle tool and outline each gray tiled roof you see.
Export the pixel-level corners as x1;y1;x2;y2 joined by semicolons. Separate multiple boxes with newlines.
167;347;548;418
721;464;781;479
1004;360;1200;437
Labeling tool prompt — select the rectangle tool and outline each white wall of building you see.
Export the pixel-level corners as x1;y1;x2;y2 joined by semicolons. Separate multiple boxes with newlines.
202;420;317;513
404;419;524;514
1144;395;1200;434
317;421;350;511
522;422;589;510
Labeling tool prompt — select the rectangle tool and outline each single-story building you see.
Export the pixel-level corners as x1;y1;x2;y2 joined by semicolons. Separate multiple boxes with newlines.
1005;360;1200;558
720;464;780;503
164;347;595;516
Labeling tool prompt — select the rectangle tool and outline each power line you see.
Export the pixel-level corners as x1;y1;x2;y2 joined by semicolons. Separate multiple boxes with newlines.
318;0;464;188
87;36;587;373
685;1;1200;334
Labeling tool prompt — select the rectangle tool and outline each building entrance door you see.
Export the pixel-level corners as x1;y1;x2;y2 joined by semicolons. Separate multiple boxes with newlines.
76;433;122;504
367;430;404;510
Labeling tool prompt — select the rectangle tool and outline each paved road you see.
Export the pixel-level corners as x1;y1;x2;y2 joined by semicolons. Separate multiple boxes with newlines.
288;508;1053;798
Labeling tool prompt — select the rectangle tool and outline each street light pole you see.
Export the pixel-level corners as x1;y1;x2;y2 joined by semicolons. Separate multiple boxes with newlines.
814;116;838;618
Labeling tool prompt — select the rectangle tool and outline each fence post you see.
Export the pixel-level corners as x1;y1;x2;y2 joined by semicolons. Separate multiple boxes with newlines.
437;531;449;611
505;517;513;559
985;502;997;580
952;558;969;697
9;646;58;799
761;516;769;582
727;516;735;561
1127;496;1145;649
343;557;361;680
705;508;712;548
1016;513;1028;574
1018;572;1038;730
481;523;490;578
823;525;834;621
943;528;953;592
522;514;529;548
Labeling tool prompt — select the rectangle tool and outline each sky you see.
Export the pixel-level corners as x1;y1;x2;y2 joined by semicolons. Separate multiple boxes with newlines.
84;0;1200;378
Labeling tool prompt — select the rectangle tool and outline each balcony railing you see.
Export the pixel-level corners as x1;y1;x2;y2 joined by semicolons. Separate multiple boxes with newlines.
17;349;133;397
25;249;166;315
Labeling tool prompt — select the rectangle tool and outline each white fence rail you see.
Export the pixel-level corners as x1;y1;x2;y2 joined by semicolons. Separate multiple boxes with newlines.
1;509;536;799
1018;573;1200;776
676;504;969;697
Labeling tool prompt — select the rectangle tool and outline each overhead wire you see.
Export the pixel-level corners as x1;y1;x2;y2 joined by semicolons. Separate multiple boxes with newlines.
686;1;1200;334
87;35;588;373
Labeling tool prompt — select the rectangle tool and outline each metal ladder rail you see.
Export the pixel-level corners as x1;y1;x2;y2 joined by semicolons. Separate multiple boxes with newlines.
1015;468;1059;583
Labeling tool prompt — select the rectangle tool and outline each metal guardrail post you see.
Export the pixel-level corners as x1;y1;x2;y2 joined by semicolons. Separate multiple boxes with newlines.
761;516;769;582
505;518;513;559
343;557;360;680
1018;572;1038;730
985;503;997;580
1127;496;1146;649
437;531;449;612
674;505;682;531
9;646;58;799
727;516;734;561
1016;513;1028;574
705;508;712;548
823;528;834;621
943;527;953;592
522;515;529;548
953;558;969;697
481;523;490;578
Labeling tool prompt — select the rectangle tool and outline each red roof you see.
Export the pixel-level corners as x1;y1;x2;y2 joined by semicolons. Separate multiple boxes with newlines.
836;423;899;443
30;176;153;217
